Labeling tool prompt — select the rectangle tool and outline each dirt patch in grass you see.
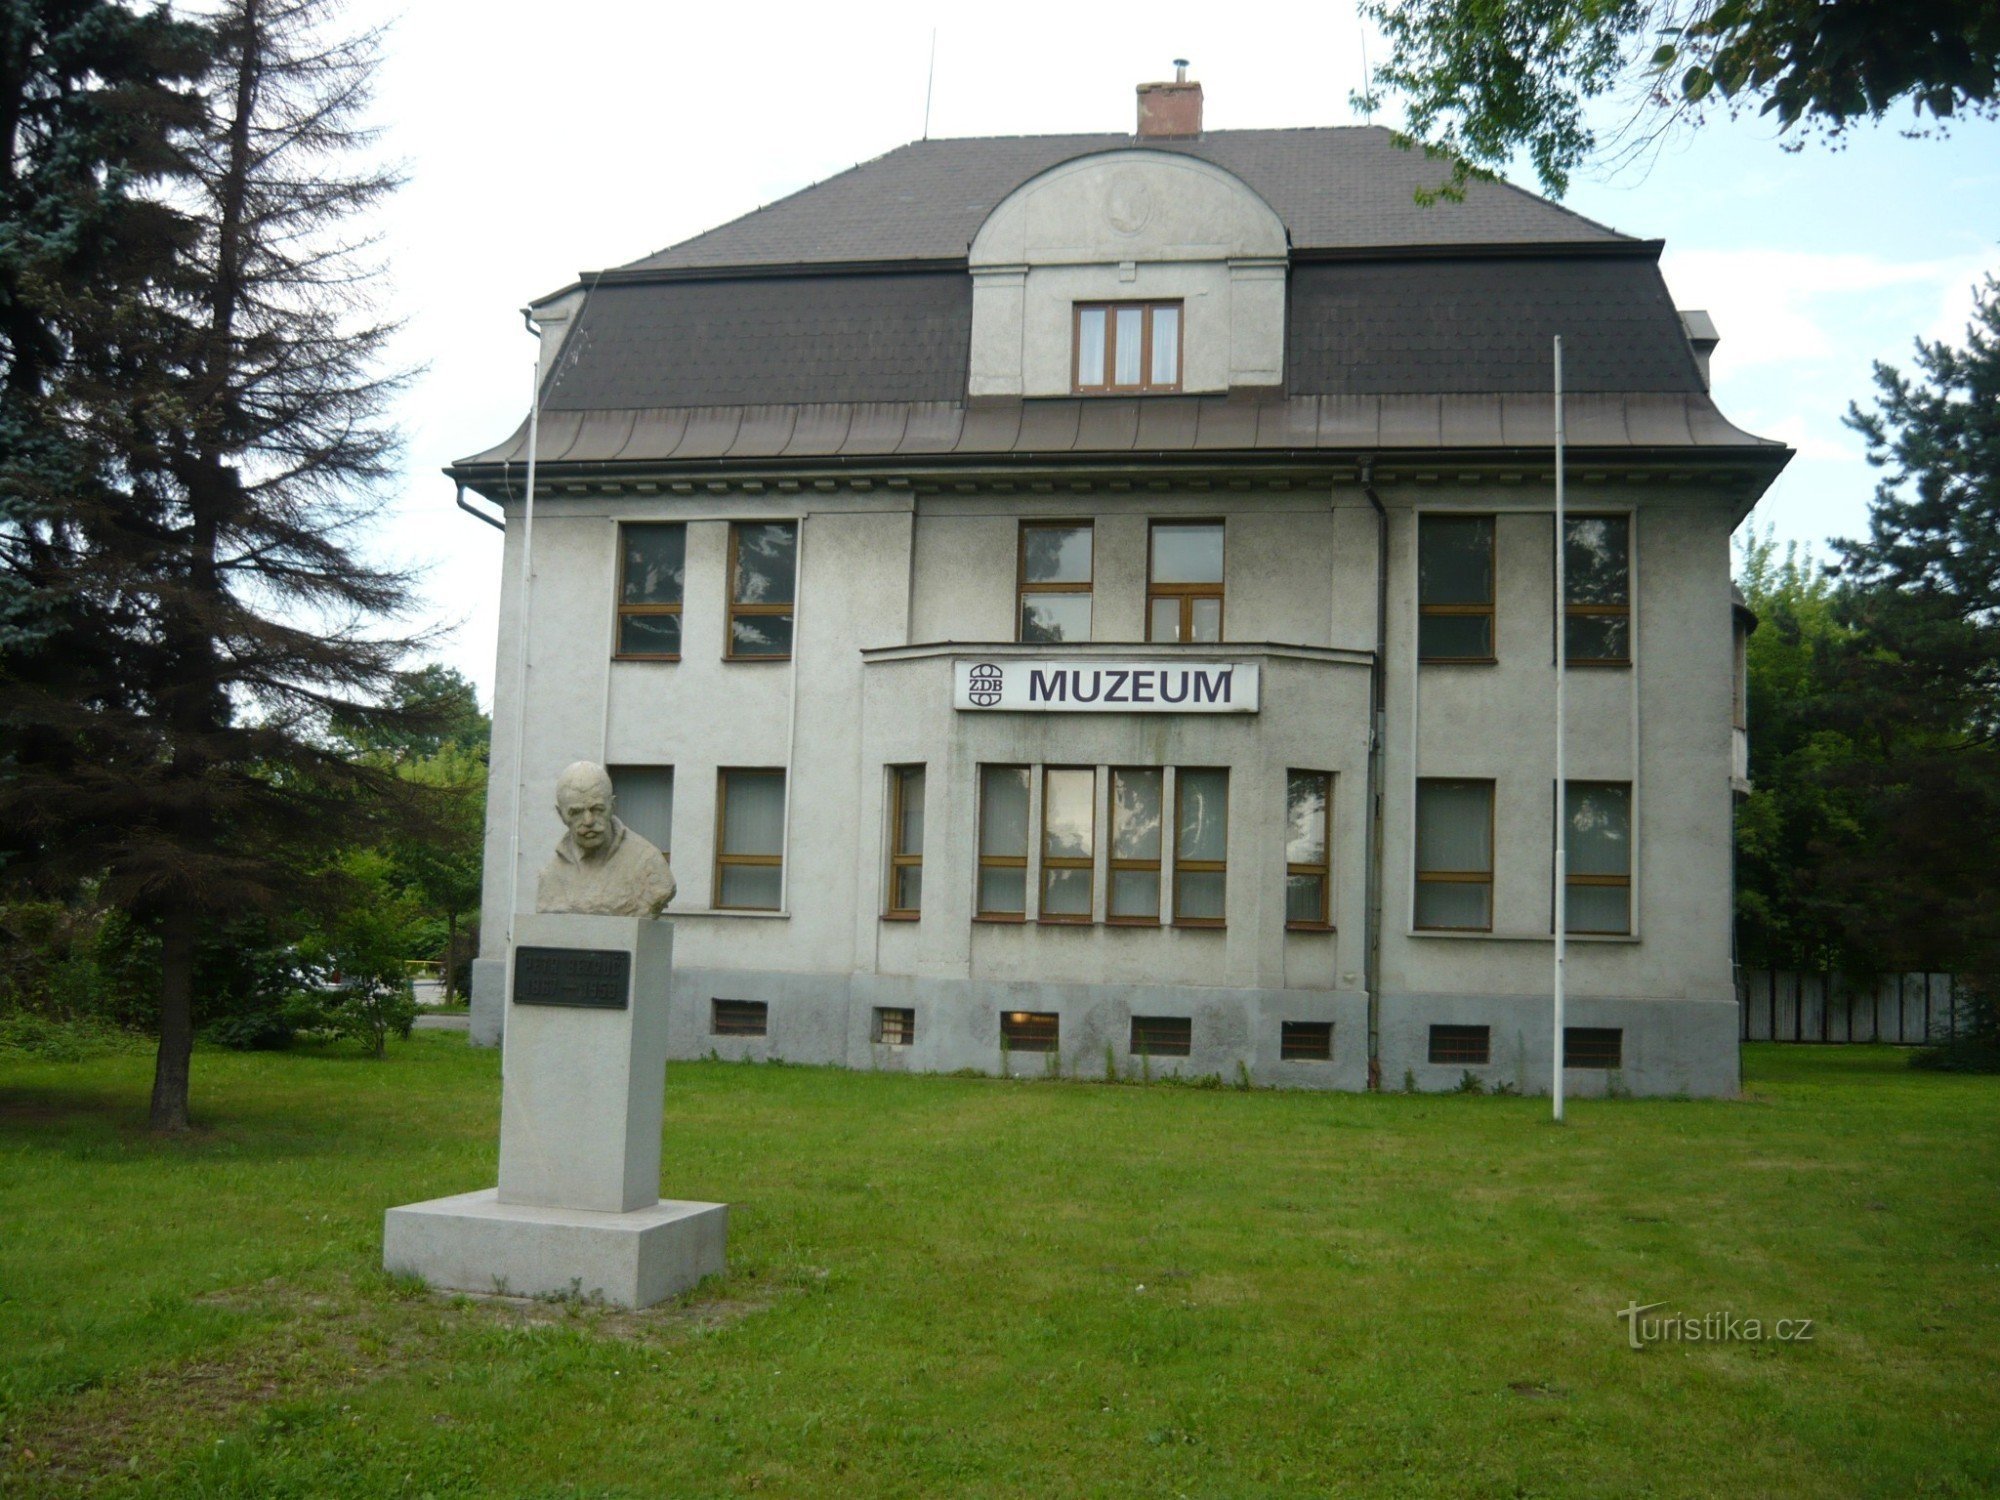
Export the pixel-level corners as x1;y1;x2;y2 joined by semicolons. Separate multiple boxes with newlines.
3;1271;776;1491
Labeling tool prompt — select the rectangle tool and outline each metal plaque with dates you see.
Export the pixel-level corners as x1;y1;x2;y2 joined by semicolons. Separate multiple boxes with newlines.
512;946;631;1009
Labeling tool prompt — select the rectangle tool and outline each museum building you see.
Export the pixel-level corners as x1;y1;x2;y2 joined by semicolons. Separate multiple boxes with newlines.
450;74;1786;1095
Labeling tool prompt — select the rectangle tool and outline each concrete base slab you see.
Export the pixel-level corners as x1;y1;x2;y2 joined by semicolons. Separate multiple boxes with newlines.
384;1188;727;1309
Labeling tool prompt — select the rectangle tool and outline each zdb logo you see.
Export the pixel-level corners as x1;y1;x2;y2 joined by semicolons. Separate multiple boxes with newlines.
967;663;1004;707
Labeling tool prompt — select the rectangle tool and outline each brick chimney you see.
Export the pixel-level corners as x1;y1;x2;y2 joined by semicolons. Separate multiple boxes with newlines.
1137;60;1202;139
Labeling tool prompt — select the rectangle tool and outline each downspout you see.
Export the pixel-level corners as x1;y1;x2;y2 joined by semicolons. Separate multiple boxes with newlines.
455;481;505;532
1361;459;1389;1091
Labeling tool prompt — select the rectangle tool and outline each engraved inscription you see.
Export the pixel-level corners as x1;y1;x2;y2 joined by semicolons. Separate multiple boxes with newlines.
513;946;631;1009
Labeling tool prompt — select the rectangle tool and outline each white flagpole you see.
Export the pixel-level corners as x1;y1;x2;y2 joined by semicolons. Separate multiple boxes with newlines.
502;364;543;992
1552;335;1568;1122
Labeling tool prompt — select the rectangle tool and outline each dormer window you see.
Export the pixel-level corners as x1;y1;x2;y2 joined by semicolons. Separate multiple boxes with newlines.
1073;301;1182;393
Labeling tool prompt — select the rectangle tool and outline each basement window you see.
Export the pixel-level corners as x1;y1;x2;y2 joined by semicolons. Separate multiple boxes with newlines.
712;999;767;1037
1565;1027;1623;1069
1428;1024;1490;1065
873;1007;915;1046
1129;1015;1192;1058
1280;1021;1333;1061
1001;1011;1060;1053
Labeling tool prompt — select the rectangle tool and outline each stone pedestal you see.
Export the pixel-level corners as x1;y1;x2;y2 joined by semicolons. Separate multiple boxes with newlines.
385;915;727;1307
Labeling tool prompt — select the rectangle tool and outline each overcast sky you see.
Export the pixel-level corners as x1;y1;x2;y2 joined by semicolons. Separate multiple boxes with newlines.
342;1;2000;703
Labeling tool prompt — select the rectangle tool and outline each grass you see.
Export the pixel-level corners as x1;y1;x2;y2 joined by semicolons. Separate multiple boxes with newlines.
0;1040;1994;1498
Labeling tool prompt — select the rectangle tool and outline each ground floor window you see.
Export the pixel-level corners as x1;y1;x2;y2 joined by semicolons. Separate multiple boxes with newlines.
1040;766;1096;922
1563;781;1632;935
1108;768;1164;924
1415;779;1493;931
716;769;785;910
977;764;1030;919
887;765;925;918
1285;770;1332;929
1173;769;1228;926
608;765;673;859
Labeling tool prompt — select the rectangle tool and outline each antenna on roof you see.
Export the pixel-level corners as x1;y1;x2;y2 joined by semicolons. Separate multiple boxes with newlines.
1358;23;1374;122
922;28;937;140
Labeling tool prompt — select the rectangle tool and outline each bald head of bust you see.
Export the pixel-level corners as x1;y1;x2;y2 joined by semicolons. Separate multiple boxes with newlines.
554;761;617;859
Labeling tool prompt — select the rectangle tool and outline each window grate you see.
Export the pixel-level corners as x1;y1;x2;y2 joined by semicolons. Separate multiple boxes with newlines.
1001;1011;1059;1053
1280;1021;1333;1061
712;999;768;1037
1429;1023;1490;1065
1565;1027;1622;1069
874;1007;915;1046
1130;1015;1192;1057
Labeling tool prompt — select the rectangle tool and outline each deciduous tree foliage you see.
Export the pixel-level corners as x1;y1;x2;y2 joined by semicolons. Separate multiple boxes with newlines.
0;0;436;1128
1357;0;2000;196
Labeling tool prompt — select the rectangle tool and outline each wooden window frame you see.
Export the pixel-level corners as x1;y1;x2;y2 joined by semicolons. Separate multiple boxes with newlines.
1016;521;1093;644
1146;520;1226;644
1563;513;1631;667
714;767;785;912
1072;300;1184;394
1414;778;1495;933
975;763;1031;923
1428;1023;1491;1065
1107;766;1163;927
1285;769;1334;932
1172;767;1228;929
1280;1021;1333;1061
1561;779;1632;936
615;521;685;662
1418;514;1496;665
885;764;924;921
1130;1015;1193;1058
725;520;797;663
1038;765;1096;925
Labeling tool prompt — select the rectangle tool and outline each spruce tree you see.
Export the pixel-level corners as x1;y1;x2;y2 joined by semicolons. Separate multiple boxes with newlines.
1;0;435;1129
1829;273;2000;1044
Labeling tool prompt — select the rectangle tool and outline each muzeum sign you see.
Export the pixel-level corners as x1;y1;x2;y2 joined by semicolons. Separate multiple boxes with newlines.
952;659;1262;713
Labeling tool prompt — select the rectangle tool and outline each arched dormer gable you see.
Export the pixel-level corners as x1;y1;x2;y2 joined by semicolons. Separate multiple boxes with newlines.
966;150;1288;397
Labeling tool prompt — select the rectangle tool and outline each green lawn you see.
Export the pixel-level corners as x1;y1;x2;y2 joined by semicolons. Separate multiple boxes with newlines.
1;1039;1994;1498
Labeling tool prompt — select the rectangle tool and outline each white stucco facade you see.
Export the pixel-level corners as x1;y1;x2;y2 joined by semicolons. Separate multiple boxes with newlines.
456;133;1781;1096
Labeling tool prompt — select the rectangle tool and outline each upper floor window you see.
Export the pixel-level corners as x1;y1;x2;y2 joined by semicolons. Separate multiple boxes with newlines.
1564;515;1630;665
1148;521;1224;642
1419;515;1495;663
1018;523;1093;643
1074;301;1181;394
728;521;797;661
616;523;685;659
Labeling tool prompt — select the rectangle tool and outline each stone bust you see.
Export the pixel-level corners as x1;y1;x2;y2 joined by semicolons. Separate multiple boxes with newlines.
535;761;677;917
